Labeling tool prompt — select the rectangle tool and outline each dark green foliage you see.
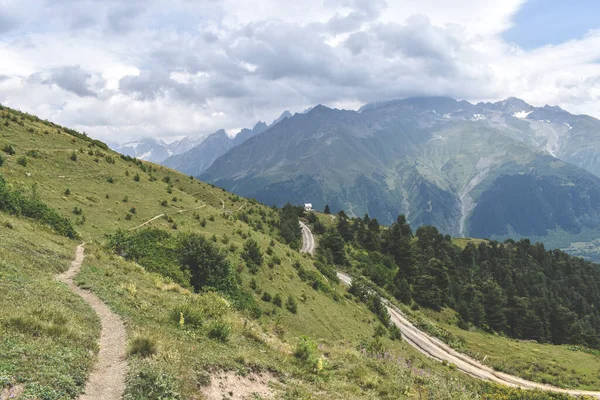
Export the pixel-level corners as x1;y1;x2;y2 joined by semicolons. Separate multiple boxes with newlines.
70;151;77;161
273;294;282;307
286;295;298;313
106;229;190;287
106;229;261;318
0;154;4;167
0;175;77;238
261;292;272;302
2;144;15;155
16;156;27;166
207;321;230;342
324;204;330;214
133;173;140;182
319;231;347;265
242;238;263;273
26;150;40;158
337;211;600;348
177;233;235;292
279;203;302;249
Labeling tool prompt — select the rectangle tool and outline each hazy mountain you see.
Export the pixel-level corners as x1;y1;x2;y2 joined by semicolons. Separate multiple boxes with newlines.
162;122;269;176
162;111;292;176
200;97;600;251
111;138;172;163
110;134;207;163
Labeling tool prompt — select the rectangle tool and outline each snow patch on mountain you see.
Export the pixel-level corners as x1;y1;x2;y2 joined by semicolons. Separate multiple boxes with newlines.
512;110;533;119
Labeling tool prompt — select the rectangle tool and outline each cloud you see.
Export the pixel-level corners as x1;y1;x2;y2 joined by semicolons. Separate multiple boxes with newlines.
29;65;101;97
0;0;598;143
0;11;18;34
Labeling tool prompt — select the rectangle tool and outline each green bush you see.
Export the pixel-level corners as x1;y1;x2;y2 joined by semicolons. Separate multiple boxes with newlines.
261;292;272;302
286;295;298;313
133;173;140;182
0;174;77;238
16;156;27;166
207;321;230;342
2;144;15;155
242;239;263;273
273;294;282;307
0;155;4;167
177;233;236;293
128;336;158;358
171;304;204;328
70;151;77;161
25;149;40;158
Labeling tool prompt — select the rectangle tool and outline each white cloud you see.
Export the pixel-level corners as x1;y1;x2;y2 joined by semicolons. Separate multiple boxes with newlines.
0;0;598;142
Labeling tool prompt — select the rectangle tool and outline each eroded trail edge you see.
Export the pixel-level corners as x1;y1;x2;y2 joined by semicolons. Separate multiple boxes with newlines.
57;244;127;400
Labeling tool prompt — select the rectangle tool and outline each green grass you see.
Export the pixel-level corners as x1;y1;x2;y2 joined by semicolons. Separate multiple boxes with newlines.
0;217;100;399
0;105;591;399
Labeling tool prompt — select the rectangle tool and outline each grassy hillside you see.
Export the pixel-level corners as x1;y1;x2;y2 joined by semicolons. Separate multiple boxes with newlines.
0;105;586;399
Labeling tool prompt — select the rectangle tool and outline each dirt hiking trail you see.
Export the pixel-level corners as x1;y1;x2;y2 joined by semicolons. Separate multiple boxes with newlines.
57;244;127;400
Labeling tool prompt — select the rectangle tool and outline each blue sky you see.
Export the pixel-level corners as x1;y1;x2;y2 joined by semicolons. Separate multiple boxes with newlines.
504;0;600;48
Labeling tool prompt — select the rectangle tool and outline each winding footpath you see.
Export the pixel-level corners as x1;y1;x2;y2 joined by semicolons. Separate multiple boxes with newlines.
301;222;600;398
57;245;127;400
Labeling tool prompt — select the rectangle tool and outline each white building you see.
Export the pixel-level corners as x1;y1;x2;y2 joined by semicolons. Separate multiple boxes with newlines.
304;203;313;211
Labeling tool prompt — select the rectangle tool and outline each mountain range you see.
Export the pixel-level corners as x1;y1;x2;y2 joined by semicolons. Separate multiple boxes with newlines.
109;134;208;163
195;96;600;252
161;111;292;176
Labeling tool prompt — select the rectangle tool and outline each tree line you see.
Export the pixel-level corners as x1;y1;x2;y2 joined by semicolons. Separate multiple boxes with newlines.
317;211;600;348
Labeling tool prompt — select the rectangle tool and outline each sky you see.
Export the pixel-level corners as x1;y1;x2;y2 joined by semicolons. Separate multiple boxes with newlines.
0;0;599;142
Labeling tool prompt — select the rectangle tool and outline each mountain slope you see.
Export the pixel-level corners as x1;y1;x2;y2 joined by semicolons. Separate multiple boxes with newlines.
162;122;268;177
162;110;294;177
201;97;600;251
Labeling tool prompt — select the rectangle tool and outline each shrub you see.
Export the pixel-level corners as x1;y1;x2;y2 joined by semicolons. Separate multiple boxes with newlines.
2;144;15;155
0;155;4;167
171;304;204;328
130;207;137;214
64;188;71;196
133;173;140;182
26;150;40;158
16;156;27;166
389;324;402;341
125;213;133;220
294;336;320;371
177;233;236;292
286;295;298;314
273;294;282;307
72;207;83;215
106;176;114;183
207;321;231;342
122;196;129;202
70;151;77;161
209;215;215;221
261;292;272;302
124;362;181;400
160;200;168;206
127;336;158;358
200;218;207;227
242;239;263;273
